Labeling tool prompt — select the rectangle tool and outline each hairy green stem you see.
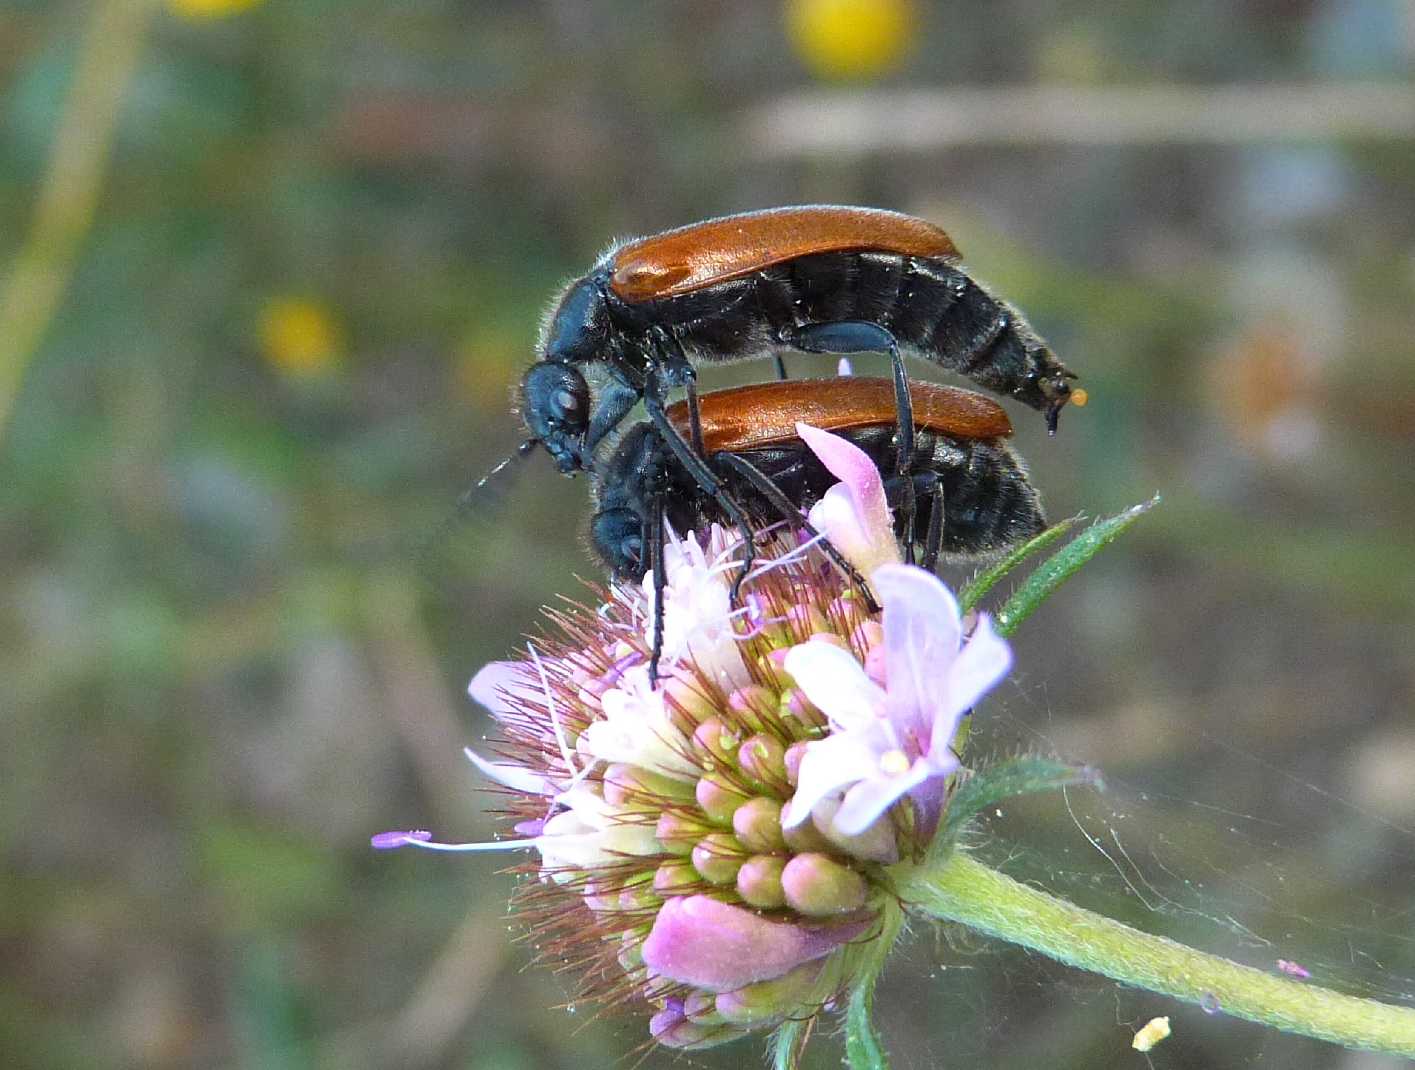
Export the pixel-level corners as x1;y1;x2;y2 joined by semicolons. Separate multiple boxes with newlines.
898;851;1415;1057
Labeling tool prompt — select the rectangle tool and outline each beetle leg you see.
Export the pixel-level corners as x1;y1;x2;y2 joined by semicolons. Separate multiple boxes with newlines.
642;368;757;607
917;471;946;572
647;489;667;687
781;321;917;564
645;326;705;456
583;378;642;459
714;452;880;614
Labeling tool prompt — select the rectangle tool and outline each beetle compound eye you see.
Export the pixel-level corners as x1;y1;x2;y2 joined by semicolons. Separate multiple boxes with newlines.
590;508;644;577
553;387;585;421
522;361;591;438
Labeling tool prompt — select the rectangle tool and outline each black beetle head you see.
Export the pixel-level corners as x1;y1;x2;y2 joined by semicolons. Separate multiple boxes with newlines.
590;507;644;578
521;361;591;473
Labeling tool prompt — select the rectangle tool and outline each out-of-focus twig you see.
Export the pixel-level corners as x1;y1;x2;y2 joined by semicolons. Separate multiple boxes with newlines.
319;904;511;1070
0;0;159;441
744;84;1415;158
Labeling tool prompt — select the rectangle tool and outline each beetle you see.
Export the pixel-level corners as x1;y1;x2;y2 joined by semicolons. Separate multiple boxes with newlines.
587;375;1045;680
519;205;1082;485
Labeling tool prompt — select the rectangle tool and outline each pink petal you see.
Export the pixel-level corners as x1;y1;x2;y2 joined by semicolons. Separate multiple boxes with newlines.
784;725;888;828
462;745;555;796
796;423;898;570
872;564;963;736
931;614;1012;755
641;895;869;993
783;641;884;731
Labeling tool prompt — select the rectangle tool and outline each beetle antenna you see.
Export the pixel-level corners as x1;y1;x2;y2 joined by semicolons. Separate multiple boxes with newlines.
407;438;542;578
457;438;539;513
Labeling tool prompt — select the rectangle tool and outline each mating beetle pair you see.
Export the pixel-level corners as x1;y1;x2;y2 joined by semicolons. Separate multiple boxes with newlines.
501;206;1081;677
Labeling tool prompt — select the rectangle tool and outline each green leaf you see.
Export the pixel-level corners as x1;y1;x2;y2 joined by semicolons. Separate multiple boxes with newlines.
993;497;1160;637
845;977;890;1070
959;517;1079;612
935;756;1101;860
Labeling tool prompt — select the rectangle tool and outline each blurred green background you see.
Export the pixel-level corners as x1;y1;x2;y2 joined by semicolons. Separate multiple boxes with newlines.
4;1;1415;1067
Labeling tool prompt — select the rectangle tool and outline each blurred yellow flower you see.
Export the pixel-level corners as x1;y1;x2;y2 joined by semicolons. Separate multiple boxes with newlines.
785;0;916;81
258;298;343;377
168;0;266;18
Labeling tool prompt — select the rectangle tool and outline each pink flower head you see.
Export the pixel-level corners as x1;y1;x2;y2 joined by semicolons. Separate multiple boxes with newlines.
783;564;1012;839
796;421;901;578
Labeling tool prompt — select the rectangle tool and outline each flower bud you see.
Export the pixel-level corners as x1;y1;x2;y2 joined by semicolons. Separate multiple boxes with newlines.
738;734;787;790
781;852;868;916
617;881;661;913
657;811;716;855
691;832;746;885
783;688;825;728
783;813;833;855
715;959;824;1027
732;797;787;853
662;670;718;724
735;854;787;909
692;716;740;766
695;773;751;824
682;989;725;1025
603;763;694;807
654;859;700;895
650;1000;747;1050
727;685;777;733
784;740;810;786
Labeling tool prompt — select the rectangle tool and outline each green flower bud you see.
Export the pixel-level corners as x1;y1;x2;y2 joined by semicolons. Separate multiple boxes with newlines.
692;831;746;885
781;853;868;916
784;740;810;785
732;796;787;853
783;813;833;854
618;882;661;913
618;937;644;972
603;762;695;807
657;811;716;855
727;685;778;733
715;959;825;1026
654;859;700;895
695;773;751;825
683;989;725;1025
735;854;787;909
738;734;788;791
692;716;741;767
782;688;825;728
662;670;718;725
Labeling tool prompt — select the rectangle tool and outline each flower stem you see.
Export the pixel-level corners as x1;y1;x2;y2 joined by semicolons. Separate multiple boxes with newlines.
898;851;1415;1057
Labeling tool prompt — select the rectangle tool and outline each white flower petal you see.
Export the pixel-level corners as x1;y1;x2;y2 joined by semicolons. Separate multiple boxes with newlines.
873;564;964;734
535;789;660;877
468;659;538;718
783;726;887;828
463;745;556;795
932;614;1012;754
579;669;697;779
832;754;952;836
783;641;885;731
